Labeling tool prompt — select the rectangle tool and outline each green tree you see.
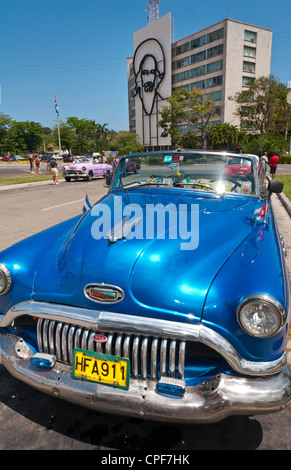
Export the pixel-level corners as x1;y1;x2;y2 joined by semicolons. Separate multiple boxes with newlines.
90;121;110;152
66;117;93;154
52;122;75;155
110;131;144;155
230;75;291;136
207;122;247;151
0;113;12;154
158;88;217;149
96;122;109;143
241;133;288;156
7;121;43;154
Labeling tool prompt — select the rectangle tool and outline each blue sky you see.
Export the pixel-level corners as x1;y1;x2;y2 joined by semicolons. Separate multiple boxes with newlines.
0;0;290;132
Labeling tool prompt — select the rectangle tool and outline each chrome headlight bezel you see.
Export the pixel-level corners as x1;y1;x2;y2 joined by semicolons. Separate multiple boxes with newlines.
0;262;12;295
237;293;286;338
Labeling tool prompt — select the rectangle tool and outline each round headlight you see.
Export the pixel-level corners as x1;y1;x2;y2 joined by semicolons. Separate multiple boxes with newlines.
237;294;286;338
0;262;12;295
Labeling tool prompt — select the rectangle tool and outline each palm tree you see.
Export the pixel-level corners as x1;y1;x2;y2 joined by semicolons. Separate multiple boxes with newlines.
97;123;109;143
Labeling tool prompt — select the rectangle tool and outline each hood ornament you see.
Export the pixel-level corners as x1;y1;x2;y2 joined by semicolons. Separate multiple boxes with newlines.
106;215;142;243
84;284;124;304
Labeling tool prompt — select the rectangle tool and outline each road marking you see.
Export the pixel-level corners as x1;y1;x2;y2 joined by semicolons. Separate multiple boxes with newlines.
42;199;84;211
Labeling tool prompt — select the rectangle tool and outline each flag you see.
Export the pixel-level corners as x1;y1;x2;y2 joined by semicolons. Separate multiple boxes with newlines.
168;162;178;169
83;194;92;213
251;203;266;224
55;93;59;117
149;177;163;183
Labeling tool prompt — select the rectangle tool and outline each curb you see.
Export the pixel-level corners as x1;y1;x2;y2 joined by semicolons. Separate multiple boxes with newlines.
267;176;291;218
277;191;291;218
0;179;65;191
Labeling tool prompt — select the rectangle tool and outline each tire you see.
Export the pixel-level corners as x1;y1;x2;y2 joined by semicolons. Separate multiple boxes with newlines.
65;177;71;182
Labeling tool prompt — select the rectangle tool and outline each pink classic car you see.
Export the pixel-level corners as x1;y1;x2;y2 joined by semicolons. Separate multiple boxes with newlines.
63;159;113;182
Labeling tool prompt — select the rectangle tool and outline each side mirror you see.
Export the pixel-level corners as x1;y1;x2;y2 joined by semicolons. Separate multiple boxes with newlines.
105;174;113;187
268;180;284;194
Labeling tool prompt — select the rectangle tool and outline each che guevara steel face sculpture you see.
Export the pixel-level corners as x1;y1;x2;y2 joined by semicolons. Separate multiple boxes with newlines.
133;38;166;116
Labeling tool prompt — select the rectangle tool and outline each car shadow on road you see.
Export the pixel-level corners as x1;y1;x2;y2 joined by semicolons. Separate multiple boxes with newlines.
0;366;263;450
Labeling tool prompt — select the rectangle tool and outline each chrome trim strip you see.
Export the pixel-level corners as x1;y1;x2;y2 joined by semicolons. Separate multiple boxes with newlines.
0;300;287;376
179;342;185;380
141;337;148;380
151;338;158;379
169;340;176;377
0;262;12;295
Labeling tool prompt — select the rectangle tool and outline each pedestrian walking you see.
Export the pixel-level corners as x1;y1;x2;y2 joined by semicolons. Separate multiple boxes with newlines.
35;155;41;174
260;151;268;177
46;155;51;173
269;152;279;179
28;155;34;173
50;157;59;184
261;151;268;163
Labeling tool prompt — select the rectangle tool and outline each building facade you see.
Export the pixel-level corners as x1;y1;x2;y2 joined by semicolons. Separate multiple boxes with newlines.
128;15;273;150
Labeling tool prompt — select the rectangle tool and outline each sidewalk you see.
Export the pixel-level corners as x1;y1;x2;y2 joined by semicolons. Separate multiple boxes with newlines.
271;193;291;366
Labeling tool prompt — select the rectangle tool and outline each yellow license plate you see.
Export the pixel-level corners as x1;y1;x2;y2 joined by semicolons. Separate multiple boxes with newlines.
72;348;130;390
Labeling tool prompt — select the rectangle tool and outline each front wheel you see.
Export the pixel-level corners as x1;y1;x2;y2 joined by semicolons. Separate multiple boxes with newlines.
65;177;71;182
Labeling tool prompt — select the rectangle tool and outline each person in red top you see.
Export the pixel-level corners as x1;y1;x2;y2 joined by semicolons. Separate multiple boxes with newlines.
35;155;40;174
269;153;279;179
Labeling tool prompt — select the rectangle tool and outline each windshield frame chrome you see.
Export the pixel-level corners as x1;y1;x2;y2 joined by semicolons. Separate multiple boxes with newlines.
108;150;260;198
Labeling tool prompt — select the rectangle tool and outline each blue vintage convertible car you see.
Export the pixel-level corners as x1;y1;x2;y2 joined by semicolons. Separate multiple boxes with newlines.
0;150;290;423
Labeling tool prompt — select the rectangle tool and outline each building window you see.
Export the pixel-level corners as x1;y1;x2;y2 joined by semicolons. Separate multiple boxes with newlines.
242;76;252;86
191;35;207;49
207;44;223;59
176;56;190;69
206;75;222;88
207;60;223;73
243;61;255;73
244;46;256;58
206;90;222;101
207;28;224;43
191;50;206;64
175;42;190;55
244;30;257;43
173;84;190;92
190;80;205;90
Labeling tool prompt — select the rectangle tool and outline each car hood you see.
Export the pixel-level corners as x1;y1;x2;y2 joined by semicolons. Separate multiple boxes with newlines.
33;190;260;323
64;163;91;169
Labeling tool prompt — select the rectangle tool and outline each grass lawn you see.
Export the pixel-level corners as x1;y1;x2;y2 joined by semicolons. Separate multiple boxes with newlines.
276;174;291;201
0;174;61;186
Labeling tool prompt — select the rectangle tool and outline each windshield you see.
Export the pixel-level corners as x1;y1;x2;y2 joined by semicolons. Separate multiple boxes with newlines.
111;152;258;196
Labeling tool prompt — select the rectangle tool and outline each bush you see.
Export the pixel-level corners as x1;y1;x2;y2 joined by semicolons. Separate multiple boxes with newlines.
279;155;291;164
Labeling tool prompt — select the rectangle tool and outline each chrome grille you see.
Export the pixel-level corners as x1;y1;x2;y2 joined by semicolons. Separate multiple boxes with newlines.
37;319;185;380
63;170;84;175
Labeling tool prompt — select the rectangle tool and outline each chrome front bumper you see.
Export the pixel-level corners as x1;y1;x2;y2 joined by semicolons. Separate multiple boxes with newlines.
0;301;291;423
0;331;290;423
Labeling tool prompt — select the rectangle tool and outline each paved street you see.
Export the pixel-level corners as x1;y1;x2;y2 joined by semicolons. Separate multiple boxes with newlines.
0;177;290;450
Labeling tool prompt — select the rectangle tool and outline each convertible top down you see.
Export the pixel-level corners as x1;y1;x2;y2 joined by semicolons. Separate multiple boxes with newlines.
0;150;290;423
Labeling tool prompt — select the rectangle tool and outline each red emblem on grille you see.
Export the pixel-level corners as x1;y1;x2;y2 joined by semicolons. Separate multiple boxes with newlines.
93;334;107;343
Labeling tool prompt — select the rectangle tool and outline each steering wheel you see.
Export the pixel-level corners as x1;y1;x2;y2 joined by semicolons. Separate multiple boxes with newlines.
210;175;242;192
